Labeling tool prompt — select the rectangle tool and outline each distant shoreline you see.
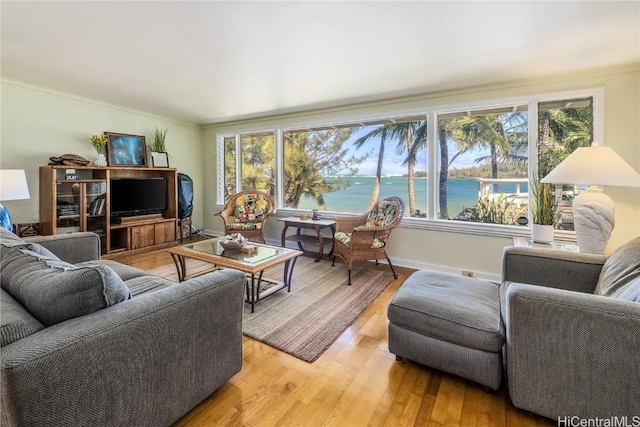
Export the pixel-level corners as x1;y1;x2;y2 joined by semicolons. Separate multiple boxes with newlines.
297;176;528;215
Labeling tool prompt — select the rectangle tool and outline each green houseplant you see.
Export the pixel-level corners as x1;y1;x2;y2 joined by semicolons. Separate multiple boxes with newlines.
151;127;168;152
530;175;557;243
150;127;169;167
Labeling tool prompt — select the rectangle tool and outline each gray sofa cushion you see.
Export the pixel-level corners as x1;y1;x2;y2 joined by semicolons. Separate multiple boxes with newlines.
1;244;131;326
0;289;44;346
126;275;175;297
0;227;27;246
594;236;640;302
77;259;149;281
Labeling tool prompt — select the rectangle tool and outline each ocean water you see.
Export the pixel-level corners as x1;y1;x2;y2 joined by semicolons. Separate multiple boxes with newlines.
297;176;528;216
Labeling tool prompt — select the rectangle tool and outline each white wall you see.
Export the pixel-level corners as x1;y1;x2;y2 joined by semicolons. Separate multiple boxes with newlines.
202;65;640;277
0;80;204;230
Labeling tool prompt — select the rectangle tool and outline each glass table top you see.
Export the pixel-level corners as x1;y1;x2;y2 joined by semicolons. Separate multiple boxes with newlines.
181;238;287;266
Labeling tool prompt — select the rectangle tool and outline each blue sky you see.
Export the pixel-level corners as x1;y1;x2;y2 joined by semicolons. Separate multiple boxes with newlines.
345;127;488;176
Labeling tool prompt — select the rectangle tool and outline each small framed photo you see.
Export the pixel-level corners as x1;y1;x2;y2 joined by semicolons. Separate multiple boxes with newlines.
151;152;169;168
106;132;147;167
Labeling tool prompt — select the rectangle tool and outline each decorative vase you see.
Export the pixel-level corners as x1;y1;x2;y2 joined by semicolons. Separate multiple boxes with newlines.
94;153;108;167
531;224;554;244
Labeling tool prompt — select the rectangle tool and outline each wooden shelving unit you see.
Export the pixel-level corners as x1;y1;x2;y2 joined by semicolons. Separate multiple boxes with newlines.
39;165;179;257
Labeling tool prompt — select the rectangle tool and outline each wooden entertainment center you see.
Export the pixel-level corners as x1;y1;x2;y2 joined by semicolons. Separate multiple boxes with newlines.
39;165;179;257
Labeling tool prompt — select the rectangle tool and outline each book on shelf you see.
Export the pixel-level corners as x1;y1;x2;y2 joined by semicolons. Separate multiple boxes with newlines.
97;198;105;215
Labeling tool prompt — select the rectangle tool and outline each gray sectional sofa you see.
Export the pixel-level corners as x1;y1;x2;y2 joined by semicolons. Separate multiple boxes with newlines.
0;229;246;427
389;236;640;420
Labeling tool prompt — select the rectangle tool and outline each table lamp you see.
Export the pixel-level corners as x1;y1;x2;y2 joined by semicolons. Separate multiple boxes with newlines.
541;145;640;254
0;170;31;232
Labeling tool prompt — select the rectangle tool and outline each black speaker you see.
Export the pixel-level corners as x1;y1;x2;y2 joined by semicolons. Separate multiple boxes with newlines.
177;173;193;219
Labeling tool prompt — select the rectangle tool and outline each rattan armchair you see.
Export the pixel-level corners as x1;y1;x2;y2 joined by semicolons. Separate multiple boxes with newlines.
215;190;275;243
332;196;405;285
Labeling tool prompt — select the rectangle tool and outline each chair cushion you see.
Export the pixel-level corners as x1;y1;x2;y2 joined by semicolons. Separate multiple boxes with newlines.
0;288;44;346
594;236;640;302
334;231;384;249
388;270;504;352
0;243;131;326
233;193;270;225
227;223;261;231
365;199;399;227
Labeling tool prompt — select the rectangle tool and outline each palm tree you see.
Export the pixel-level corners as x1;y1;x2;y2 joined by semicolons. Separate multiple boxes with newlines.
406;120;450;218
355;121;428;216
353;126;392;207
538;106;592;176
448;112;528;191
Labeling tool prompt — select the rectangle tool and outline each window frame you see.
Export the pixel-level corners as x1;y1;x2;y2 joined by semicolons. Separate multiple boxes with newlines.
216;88;603;239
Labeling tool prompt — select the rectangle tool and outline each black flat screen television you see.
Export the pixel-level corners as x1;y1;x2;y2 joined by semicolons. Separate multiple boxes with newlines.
110;178;167;217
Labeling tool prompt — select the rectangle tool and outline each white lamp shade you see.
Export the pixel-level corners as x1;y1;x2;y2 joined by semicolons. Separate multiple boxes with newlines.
0;170;31;201
541;146;640;187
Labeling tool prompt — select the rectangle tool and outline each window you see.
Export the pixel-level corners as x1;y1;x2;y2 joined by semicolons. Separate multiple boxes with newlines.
538;97;593;230
437;105;529;225
282;117;428;215
217;91;598;236
222;132;275;202
222;136;236;200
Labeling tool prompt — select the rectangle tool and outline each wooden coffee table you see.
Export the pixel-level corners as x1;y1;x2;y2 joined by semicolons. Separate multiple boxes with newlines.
167;238;302;312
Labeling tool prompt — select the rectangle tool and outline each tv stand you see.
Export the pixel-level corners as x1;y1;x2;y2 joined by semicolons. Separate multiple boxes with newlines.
116;213;163;225
40;165;179;257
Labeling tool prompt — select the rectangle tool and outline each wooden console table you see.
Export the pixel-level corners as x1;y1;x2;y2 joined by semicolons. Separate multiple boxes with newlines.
279;216;335;262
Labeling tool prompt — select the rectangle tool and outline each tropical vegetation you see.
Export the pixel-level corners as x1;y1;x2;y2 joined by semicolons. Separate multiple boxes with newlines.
152;127;168;152
531;176;557;225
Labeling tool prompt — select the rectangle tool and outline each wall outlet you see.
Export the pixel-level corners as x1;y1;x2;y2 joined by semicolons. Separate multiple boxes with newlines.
462;270;474;278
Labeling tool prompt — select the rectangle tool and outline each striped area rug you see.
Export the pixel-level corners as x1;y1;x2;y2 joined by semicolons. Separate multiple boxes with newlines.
149;256;394;362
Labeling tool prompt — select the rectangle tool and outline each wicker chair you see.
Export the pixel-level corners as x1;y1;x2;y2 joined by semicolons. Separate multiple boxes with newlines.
332;196;405;285
215;190;275;243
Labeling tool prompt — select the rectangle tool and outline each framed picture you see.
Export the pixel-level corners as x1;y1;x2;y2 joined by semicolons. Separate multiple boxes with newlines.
151;152;169;168
105;132;147;167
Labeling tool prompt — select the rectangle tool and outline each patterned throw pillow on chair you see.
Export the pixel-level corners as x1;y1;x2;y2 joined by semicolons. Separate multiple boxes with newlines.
365;200;398;227
233;194;269;227
335;232;385;249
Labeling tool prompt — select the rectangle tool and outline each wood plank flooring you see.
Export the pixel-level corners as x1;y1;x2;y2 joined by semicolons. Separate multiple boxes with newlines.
114;239;553;427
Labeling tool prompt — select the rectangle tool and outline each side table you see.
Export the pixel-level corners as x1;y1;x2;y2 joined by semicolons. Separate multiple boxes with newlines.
278;216;336;262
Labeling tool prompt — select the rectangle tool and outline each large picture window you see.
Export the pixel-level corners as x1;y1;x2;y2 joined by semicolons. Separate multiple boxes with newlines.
217;91;598;236
437;105;529;225
282;118;428;216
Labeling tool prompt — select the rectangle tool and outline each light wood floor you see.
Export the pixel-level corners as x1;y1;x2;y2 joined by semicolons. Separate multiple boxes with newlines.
115;239;553;427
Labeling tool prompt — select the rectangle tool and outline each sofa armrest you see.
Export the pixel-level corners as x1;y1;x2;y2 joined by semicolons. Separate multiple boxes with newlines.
24;232;101;263
1;268;246;427
504;283;640;419
501;246;606;293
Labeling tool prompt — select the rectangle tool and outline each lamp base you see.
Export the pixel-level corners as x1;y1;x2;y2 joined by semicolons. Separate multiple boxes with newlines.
0;203;13;232
572;187;614;254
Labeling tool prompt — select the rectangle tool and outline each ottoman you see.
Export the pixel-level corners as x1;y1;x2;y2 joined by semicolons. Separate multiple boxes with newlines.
387;270;505;390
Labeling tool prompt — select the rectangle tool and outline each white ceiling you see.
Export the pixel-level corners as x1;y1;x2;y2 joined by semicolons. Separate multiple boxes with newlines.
1;1;639;125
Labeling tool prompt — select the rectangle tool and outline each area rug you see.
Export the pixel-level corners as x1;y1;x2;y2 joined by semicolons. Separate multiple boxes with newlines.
149;256;394;362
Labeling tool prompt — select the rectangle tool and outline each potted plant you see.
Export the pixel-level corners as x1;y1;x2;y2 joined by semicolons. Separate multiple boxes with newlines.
90;134;108;167
150;127;169;167
530;175;557;243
